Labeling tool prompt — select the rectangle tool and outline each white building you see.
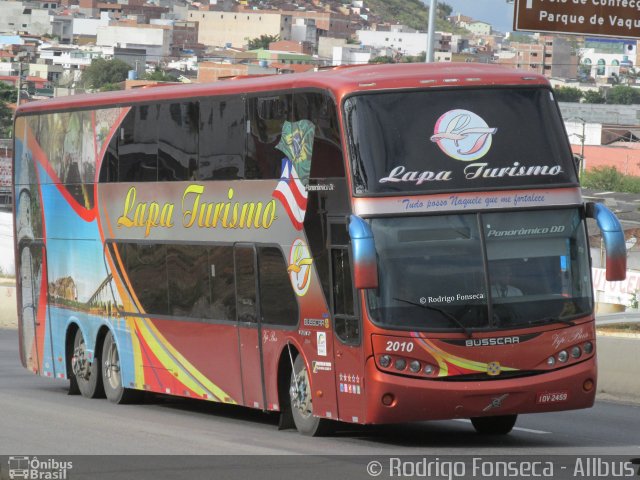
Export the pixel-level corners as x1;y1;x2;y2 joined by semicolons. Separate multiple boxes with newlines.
73;12;112;38
580;38;637;80
357;29;439;57
332;45;394;66
96;23;172;61
291;18;317;47
39;45;108;71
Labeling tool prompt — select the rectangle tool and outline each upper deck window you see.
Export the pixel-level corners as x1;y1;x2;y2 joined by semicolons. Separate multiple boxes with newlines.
344;87;578;196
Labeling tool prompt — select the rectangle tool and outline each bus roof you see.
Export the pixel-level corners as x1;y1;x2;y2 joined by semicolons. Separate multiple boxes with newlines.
16;62;550;116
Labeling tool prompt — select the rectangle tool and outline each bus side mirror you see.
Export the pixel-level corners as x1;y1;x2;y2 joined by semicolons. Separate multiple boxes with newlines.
586;202;626;281
349;215;378;290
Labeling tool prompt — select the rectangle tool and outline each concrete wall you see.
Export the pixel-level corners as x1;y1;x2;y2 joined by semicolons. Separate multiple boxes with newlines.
190;11;291;49
0;284;17;329
596;335;640;403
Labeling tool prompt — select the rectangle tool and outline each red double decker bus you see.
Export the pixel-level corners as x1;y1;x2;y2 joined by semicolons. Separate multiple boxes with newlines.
13;63;625;436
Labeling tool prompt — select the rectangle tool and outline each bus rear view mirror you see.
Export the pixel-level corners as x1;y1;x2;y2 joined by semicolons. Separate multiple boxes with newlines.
349;215;379;290
586;202;626;281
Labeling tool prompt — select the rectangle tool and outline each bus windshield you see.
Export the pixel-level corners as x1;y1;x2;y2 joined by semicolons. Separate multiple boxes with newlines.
344;87;578;195
365;208;592;331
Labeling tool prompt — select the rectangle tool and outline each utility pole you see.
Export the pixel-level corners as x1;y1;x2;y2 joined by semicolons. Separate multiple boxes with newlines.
16;61;22;106
426;0;437;63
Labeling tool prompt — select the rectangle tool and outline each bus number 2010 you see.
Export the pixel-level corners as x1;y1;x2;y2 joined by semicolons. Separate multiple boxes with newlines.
385;341;414;353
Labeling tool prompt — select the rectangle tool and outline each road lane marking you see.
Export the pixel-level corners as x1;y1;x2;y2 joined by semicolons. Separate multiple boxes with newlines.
452;418;551;434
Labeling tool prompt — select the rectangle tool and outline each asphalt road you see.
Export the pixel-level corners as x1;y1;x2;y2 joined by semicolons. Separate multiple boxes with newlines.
1;329;639;460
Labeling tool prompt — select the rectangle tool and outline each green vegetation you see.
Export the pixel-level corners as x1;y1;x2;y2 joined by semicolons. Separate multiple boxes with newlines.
363;1;465;33
596;322;640;334
581;167;640;194
81;58;131;91
142;67;179;83
554;86;583;102
369;56;395;64
554;85;640;105
583;90;606;104
0;82;16;137
247;34;280;50
369;52;426;64
606;85;640;105
0;101;12;137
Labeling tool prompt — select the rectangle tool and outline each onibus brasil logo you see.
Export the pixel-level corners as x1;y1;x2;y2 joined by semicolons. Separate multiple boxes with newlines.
430;109;497;161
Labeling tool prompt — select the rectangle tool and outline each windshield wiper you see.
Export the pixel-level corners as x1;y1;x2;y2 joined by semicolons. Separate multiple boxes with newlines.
393;297;472;338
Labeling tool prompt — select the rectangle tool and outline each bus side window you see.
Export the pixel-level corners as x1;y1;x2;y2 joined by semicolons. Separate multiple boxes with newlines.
199;97;247;180
122;243;169;315
246;94;292;180
158;102;198;181
258;246;298;326
118;105;159;182
235;247;257;323
292;92;345;179
101;131;119;182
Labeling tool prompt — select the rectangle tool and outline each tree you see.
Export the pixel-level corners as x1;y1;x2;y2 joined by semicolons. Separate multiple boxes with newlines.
399;52;427;63
247;34;279;50
0;82;17;104
142;67;179;83
0;101;12;137
583;90;606;104
369;56;395;64
81;58;131;91
606;85;640;105
554;86;583;102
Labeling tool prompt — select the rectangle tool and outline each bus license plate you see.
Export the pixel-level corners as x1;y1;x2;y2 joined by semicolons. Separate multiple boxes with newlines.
536;391;569;404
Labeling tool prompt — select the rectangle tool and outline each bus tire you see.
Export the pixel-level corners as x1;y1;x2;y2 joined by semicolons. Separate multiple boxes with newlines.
470;414;517;435
67;329;80;395
102;331;143;404
72;328;104;399
289;355;332;436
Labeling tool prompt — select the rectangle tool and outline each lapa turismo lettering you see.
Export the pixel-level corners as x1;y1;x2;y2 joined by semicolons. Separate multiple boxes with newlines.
117;185;277;237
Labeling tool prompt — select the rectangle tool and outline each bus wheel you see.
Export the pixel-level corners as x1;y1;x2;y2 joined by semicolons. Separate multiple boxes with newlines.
289;355;332;436
470;414;517;435
72;329;104;399
102;331;143;404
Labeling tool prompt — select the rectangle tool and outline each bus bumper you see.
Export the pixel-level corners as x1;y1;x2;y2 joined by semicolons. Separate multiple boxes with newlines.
363;356;596;424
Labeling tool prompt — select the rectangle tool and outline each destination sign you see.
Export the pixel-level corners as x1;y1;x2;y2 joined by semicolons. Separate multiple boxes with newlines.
514;0;640;39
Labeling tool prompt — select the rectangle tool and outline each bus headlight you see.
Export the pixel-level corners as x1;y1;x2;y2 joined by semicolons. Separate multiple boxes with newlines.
584;341;593;354
379;355;391;368
571;346;582;359
547;356;556;367
423;364;436;375
408;360;421;373
394;358;407;371
557;350;569;363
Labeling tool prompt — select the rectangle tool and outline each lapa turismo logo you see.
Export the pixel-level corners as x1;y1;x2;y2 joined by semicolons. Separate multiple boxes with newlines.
430;109;497;161
7;456;72;480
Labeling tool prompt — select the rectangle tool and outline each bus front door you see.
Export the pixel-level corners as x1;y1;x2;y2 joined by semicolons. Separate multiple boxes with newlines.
329;229;366;424
235;245;266;410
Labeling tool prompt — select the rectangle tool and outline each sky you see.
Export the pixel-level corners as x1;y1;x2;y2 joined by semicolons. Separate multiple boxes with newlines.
427;0;516;34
